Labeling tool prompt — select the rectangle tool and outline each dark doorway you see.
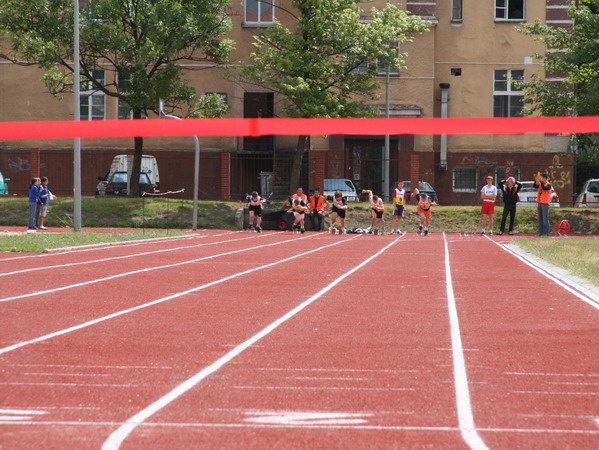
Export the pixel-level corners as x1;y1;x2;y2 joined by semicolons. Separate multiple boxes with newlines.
347;138;398;196
243;92;274;152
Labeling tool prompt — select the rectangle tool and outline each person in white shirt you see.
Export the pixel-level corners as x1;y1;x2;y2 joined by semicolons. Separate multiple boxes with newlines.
480;176;498;235
362;189;385;235
390;181;406;234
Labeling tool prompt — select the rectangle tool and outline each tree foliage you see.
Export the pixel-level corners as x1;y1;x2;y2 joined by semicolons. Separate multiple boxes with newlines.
518;0;599;164
235;0;429;191
0;0;233;195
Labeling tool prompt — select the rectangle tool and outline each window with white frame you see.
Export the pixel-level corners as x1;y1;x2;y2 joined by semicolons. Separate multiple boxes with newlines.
452;0;462;21
493;69;524;118
80;69;105;121
244;0;274;26
453;167;477;192
495;0;525;21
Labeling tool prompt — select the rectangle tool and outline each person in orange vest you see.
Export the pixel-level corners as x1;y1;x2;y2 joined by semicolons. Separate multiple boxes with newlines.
286;187;307;207
308;188;327;231
411;188;437;236
534;172;553;237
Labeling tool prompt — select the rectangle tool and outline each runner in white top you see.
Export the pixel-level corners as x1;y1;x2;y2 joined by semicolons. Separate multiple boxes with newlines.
390;181;406;234
362;189;385;235
480;176;498;235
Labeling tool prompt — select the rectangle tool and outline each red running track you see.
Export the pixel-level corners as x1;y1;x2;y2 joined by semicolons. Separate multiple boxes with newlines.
0;230;597;449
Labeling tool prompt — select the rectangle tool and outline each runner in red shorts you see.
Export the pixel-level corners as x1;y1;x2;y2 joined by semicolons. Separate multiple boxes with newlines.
480;175;497;235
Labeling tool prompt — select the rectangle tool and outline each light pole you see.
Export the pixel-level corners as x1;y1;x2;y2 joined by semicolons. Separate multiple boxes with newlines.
382;0;392;202
159;100;200;230
73;0;82;231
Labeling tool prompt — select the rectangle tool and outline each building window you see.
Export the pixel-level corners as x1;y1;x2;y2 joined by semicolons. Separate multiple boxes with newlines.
452;0;462;21
495;0;525;21
377;42;400;76
493;69;524;118
496;166;521;183
244;0;274;26
80;69;105;121
453;167;477;192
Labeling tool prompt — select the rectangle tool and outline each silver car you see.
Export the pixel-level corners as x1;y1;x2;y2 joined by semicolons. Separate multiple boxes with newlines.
574;178;599;208
517;181;560;207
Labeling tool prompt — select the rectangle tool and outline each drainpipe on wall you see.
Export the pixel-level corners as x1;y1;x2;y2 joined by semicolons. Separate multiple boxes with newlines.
439;83;450;171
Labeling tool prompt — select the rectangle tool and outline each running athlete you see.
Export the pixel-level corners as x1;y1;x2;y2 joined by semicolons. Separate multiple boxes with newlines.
362;189;385;235
329;190;348;234
412;188;436;236
290;198;309;233
246;191;265;232
390;181;406;234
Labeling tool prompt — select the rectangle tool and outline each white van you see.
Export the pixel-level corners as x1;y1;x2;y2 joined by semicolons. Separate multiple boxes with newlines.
96;155;160;195
575;178;599;208
323;178;359;202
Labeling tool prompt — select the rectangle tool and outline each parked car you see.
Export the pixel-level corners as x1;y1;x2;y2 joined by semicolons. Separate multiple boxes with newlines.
0;171;10;195
517;181;560;207
105;172;155;196
96;155;160;195
402;181;439;204
323;178;360;202
574;178;599;208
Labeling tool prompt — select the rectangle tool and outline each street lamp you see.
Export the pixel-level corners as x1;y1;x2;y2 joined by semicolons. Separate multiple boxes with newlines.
159;100;200;230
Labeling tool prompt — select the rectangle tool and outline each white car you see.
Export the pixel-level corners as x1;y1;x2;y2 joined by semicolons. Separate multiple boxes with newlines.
516;181;560;207
574;178;599;208
323;178;359;202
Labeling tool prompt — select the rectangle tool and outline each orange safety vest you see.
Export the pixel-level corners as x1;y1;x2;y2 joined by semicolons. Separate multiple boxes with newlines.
309;195;325;211
536;182;551;204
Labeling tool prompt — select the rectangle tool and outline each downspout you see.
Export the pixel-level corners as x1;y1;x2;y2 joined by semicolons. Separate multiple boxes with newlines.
439;83;450;170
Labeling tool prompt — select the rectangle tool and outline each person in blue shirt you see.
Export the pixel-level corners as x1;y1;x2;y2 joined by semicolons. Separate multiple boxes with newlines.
37;176;55;230
28;177;41;230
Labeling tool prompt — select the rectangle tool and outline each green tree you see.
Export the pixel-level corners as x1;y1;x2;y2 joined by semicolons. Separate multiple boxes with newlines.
235;0;429;193
0;0;233;196
518;0;599;166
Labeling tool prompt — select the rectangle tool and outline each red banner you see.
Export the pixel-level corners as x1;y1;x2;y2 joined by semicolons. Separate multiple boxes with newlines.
0;116;598;140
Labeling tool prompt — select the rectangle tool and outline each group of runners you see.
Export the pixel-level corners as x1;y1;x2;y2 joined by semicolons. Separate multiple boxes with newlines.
243;181;438;236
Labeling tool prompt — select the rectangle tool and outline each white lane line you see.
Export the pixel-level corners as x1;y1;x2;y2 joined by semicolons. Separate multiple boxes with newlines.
487;238;599;310
4;419;599;435
0;408;46;415
0;233;267;278
9;364;172;370
101;235;402;450
232;386;414;392
0;236;352;356
511;391;599;396
443;233;489;450
505;372;599;377
0;233;211;262
0;234;310;303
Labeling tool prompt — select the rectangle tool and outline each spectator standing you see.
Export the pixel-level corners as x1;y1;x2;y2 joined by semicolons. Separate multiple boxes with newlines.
480;176;498;235
534;173;553;237
37;176;56;230
27;177;41;231
308;188;327;231
497;177;522;235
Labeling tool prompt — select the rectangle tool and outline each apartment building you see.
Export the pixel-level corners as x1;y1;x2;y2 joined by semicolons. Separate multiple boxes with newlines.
0;0;575;203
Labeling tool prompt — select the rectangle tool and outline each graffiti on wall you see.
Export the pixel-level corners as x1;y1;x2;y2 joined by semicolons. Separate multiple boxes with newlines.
7;158;46;172
538;155;571;189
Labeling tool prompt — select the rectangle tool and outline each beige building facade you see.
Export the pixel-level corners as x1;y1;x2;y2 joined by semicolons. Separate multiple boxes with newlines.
0;0;575;203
